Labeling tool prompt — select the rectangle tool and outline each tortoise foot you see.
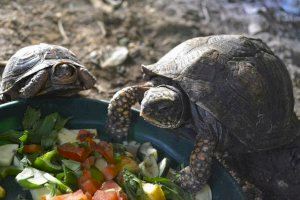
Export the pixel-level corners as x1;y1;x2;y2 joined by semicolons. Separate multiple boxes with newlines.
177;166;206;192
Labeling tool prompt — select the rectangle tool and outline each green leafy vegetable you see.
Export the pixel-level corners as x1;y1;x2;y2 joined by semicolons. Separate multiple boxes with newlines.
118;170;148;200
37;113;59;147
0;130;22;143
19;108;70;150
145;177;193;200
54;115;71;131
22;107;41;130
56;166;78;190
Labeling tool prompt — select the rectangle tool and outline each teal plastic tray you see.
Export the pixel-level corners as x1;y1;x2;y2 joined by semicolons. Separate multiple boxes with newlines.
0;98;245;200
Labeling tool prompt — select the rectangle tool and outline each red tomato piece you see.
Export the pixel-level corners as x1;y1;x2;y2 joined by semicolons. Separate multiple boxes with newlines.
77;130;95;142
23;144;42;154
94;142;115;164
52;189;88;200
80;179;100;196
85;192;93;200
58;143;91;162
101;181;127;200
92;190;118;200
82;156;95;169
102;165;118;180
101;180;122;193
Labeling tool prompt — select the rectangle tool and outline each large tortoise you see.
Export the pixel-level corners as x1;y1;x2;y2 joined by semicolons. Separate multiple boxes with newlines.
107;35;300;199
0;43;96;102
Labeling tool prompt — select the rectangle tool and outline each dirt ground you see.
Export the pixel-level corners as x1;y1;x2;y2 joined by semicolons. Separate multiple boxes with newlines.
0;0;299;116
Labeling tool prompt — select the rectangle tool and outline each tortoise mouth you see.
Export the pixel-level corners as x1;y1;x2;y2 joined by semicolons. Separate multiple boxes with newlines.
140;105;183;129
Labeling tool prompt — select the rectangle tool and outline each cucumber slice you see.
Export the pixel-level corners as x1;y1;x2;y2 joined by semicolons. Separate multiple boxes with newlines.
195;184;212;200
137;142;158;161
0;144;19;166
16;167;48;189
30;187;51;200
139;155;159;178
95;158;108;172
158;158;170;177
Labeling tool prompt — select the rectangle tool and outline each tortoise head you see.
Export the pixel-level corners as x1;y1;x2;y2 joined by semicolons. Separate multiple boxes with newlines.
140;85;188;128
51;61;78;85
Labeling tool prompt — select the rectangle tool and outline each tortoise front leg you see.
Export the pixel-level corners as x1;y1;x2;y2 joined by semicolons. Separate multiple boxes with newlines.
19;70;49;98
178;132;216;192
78;67;96;89
107;85;150;141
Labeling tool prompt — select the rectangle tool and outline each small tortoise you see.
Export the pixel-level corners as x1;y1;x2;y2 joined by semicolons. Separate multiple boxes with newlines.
0;43;96;102
107;35;300;199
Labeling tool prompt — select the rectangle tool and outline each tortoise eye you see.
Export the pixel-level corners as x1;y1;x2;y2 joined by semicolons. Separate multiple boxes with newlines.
157;103;170;111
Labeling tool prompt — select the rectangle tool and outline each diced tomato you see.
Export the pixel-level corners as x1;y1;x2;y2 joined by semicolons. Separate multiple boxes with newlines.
101;181;127;200
80;179;100;196
94;142;115;164
92;190;118;200
23;144;42;153
85;192;93;200
58;143;91;162
77;130;95;142
52;189;88;200
82;169;92;180
101;180;122;192
82;156;95;169
101;165;118;180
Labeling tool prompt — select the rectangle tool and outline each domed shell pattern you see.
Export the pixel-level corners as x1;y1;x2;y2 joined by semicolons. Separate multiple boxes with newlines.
1;43;82;93
142;35;297;151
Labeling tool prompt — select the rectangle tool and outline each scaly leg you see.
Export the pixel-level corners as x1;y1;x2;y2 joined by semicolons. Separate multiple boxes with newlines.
107;85;150;141
178;132;216;192
19;70;49;98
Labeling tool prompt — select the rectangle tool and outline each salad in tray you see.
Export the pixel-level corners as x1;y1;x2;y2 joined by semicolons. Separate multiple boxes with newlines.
0;107;208;200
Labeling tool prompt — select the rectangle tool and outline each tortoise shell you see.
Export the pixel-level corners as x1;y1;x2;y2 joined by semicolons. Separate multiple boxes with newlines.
1;43;82;94
142;35;297;151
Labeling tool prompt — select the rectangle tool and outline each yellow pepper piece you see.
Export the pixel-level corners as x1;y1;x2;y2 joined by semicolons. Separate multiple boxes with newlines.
0;185;6;199
142;183;166;200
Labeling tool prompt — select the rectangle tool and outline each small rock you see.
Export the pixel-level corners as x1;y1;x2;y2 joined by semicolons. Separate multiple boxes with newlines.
248;22;263;35
104;0;123;7
119;37;129;46
100;46;129;68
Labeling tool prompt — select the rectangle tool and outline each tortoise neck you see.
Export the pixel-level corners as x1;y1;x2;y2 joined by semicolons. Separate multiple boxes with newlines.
106;85;150;141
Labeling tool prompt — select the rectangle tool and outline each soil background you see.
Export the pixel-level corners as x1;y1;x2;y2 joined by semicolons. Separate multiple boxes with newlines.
0;0;299;116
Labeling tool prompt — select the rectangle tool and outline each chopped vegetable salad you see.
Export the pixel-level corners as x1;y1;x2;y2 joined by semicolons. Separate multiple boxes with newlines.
0;107;193;200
